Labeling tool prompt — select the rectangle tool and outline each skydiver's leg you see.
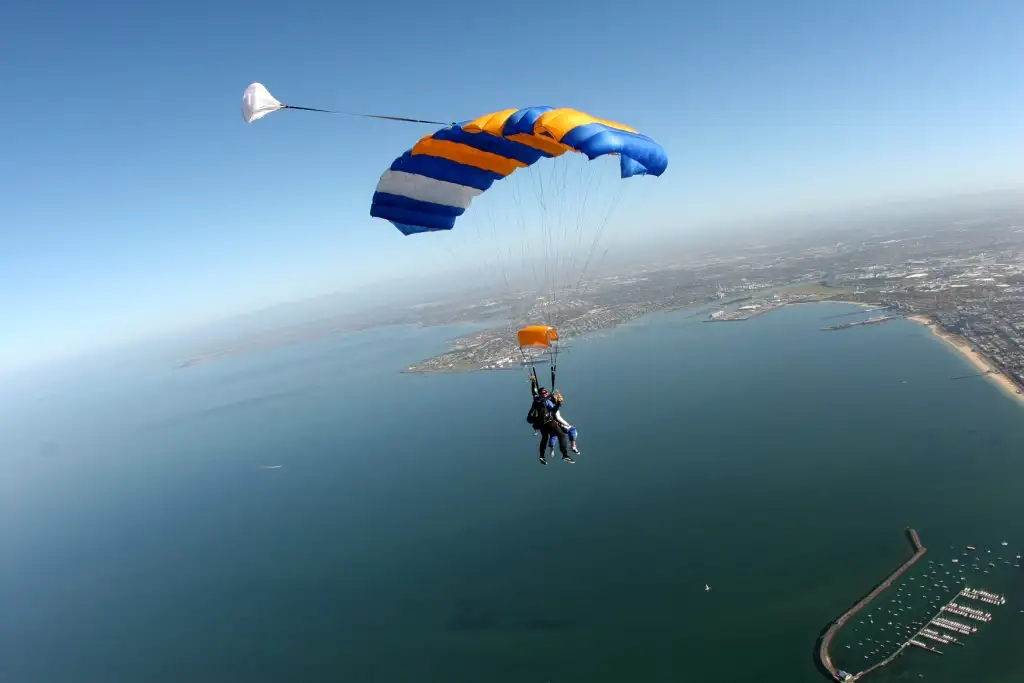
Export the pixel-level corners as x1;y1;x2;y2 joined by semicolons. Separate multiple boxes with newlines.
550;423;572;462
538;428;550;464
567;426;580;454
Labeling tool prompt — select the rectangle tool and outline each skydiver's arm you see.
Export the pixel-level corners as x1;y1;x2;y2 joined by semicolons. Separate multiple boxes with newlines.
530;375;539;397
553;409;571;428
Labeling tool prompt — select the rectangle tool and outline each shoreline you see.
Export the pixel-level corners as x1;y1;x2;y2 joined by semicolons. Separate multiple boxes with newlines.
907;315;1024;406
408;297;879;372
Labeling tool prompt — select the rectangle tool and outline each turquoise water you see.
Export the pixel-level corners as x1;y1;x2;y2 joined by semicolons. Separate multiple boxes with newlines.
2;304;1023;683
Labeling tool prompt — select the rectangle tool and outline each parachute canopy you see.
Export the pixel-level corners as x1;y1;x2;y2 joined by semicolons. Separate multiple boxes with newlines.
242;83;284;123
518;325;559;349
370;106;668;236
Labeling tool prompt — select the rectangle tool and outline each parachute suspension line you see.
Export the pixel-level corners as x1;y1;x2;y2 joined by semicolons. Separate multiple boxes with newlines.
552;153;573;331
513;173;539;295
530;164;555;326
566;157;594;295
280;104;452;126
518;346;538;387
563;157;594;336
535;161;556;330
552;160;567;331
544;158;569;333
544;154;594;340
439;239;463;279
564;157;595;305
508;171;528;294
574;178;628;296
549;342;558;391
469;204;501;294
418;231;464;289
526;164;552;328
517;343;554;392
484;205;510;292
432;223;478;290
447;215;500;302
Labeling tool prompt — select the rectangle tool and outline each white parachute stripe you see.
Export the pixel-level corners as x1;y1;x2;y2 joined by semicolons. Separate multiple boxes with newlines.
242;83;283;123
375;170;483;209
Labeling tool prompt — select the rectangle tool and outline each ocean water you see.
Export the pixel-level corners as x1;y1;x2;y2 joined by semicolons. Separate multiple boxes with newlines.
2;303;1024;683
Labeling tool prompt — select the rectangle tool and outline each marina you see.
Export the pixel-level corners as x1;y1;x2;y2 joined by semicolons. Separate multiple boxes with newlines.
818;531;1013;681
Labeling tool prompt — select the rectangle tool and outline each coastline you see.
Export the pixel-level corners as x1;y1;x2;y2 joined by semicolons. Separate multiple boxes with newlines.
908;315;1024;406
409;297;877;372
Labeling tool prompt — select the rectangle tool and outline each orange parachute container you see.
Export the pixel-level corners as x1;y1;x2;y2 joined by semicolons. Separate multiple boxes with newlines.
517;325;559;349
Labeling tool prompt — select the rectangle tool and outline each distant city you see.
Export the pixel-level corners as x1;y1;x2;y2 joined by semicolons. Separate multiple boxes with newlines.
177;197;1024;400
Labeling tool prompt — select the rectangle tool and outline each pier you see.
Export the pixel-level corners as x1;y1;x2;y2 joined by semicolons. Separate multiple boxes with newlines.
821;307;890;321
821;315;901;331
909;639;943;655
943;603;991;622
950;370;994;380
959;587;1006;606
818;528;926;682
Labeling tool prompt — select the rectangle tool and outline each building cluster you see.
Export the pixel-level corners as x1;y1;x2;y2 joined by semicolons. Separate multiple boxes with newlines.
928;308;1024;389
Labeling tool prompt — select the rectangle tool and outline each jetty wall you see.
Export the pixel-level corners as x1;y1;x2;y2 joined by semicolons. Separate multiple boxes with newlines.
818;528;926;681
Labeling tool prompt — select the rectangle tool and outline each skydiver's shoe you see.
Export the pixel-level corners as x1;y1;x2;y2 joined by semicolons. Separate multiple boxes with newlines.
571;445;580;455
539;456;548;465
562;455;575;464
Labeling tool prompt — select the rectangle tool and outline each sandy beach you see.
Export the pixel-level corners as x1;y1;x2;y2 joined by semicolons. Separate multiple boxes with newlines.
908;315;1024;406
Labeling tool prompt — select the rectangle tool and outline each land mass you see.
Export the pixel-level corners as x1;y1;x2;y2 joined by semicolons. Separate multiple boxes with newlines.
173;194;1024;403
402;283;843;373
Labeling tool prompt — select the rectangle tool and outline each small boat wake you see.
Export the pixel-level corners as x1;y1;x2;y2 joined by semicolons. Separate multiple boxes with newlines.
260;465;283;469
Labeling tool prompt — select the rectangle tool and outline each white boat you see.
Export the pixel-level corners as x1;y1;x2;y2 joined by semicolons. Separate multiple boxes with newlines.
705;584;710;591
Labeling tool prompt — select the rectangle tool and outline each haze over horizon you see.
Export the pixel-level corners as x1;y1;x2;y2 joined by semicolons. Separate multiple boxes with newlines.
3;0;1022;373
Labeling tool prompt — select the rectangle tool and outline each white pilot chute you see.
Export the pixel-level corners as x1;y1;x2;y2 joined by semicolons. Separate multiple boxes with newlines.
242;83;284;123
240;82;449;126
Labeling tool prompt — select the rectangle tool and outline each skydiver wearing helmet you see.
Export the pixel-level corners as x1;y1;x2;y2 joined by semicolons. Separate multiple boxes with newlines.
526;376;573;466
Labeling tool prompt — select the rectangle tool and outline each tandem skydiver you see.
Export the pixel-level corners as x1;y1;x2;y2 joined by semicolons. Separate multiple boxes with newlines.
526;375;574;466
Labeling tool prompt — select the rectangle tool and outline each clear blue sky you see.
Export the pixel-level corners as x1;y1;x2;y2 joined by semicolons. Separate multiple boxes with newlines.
2;0;1022;373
